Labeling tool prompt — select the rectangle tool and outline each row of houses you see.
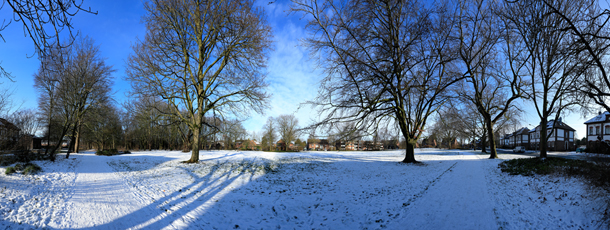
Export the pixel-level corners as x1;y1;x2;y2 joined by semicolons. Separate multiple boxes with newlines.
502;119;576;151
308;139;398;151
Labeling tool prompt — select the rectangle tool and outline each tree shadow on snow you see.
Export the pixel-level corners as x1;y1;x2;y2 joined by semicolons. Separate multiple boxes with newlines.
75;156;451;229
75;159;266;229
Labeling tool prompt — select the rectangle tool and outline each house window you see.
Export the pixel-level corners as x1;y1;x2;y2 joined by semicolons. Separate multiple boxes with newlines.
597;126;601;135
591;126;595;135
606;126;610;135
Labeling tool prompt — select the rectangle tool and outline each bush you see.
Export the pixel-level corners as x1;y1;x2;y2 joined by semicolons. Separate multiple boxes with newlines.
14;163;25;171
96;149;124;156
23;164;42;175
124;150;131;154
5;166;15;175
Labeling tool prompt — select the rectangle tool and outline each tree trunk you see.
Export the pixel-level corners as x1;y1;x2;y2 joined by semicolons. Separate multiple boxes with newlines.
540;118;548;158
481;128;487;153
486;119;498;159
74;123;81;153
402;138;417;163
49;128;69;162
186;129;200;163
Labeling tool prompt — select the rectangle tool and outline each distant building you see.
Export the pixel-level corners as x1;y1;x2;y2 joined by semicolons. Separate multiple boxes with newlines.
585;111;610;152
0;118;20;150
529;119;575;151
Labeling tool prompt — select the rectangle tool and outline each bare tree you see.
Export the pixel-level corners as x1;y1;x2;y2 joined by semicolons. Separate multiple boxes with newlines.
292;0;461;163
0;0;96;79
261;116;276;151
537;0;610;114
503;0;582;158
276;114;300;151
0;87;14;117
126;0;272;163
9;108;40;136
34;36;113;160
455;0;527;158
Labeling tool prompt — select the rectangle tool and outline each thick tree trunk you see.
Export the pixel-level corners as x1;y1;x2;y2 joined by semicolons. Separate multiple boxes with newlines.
186;129;200;163
402;138;417;163
486;119;498;159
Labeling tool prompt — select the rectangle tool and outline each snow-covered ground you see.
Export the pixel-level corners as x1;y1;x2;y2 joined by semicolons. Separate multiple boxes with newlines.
0;149;607;229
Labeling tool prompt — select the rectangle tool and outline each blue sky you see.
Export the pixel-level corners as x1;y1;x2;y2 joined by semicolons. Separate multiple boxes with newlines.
0;0;592;139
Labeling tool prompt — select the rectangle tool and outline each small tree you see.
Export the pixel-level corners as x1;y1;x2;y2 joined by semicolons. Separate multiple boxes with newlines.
276;114;300;151
261;116;276;151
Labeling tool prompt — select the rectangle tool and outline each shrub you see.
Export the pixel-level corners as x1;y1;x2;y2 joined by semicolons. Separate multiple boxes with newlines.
123;150;131;154
23;164;42;175
14;163;24;171
5;166;15;175
96;149;124;156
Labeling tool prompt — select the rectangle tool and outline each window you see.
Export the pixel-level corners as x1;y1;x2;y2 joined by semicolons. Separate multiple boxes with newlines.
591;126;594;135
597;126;601;135
606;126;610;135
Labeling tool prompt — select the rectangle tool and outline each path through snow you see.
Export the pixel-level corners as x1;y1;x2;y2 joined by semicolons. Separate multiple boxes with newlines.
390;153;497;229
50;153;148;229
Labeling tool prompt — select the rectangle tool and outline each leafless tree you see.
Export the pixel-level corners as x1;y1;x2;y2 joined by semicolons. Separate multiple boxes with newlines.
81;102;122;151
126;0;272;163
0;0;96;79
276;114;300;151
503;0;582;158
261;116;276;151
455;0;527;158
0;86;14;117
292;0;462;162
34;36;113;160
9;108;40;136
537;0;610;116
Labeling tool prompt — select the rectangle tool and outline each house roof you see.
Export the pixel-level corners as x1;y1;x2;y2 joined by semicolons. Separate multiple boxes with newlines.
514;127;529;135
584;111;610;124
529;120;575;132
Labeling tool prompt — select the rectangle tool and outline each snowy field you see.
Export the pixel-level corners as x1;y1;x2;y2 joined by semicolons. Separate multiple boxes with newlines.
0;149;607;229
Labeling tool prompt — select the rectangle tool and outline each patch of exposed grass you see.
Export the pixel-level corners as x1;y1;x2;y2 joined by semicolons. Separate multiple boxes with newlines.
499;157;610;186
23;164;42;175
5;166;15;175
500;156;610;227
5;162;42;175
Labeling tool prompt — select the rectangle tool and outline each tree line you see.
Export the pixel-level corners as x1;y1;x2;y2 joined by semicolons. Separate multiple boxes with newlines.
2;0;610;163
292;0;610;162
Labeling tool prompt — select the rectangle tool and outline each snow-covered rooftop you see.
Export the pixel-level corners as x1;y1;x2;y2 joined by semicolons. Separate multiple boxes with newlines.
584;111;610;124
528;120;575;132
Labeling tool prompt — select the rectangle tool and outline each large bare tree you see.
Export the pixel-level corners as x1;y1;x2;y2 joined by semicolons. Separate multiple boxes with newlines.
34;37;113;160
503;0;582;158
127;0;272;163
537;0;610;114
456;0;527;158
291;0;461;163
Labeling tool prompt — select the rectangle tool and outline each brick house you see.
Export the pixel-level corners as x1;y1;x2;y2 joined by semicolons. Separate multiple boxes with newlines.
529;119;575;151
